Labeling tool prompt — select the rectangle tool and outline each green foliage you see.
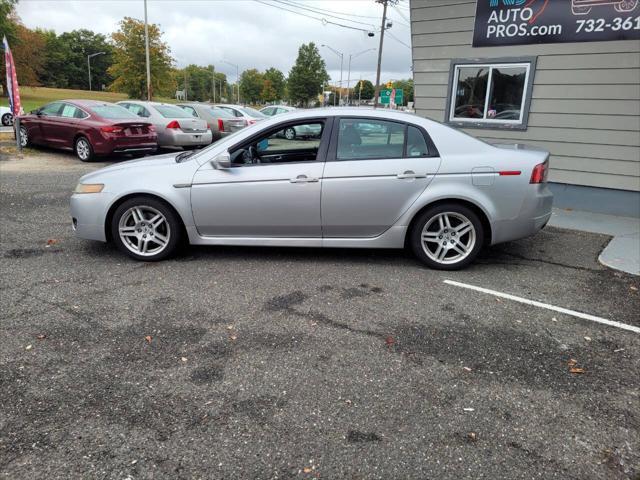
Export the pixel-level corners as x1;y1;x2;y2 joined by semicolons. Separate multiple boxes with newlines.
263;67;286;101
239;68;264;104
391;78;414;105
356;80;375;100
108;17;174;99
287;42;329;107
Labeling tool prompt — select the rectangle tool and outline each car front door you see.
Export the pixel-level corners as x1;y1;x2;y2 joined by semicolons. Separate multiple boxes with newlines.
321;117;441;237
36;102;65;146
191;118;331;238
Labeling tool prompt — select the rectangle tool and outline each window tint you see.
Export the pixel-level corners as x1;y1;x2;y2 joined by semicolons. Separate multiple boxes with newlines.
240;106;266;118
449;62;531;125
40;102;63;116
126;104;150;117
261;107;274;116
74;108;88;119
219;106;242;117
92;105;139;119
154;104;193;118
336;119;405;161
406;126;429;157
60;104;79;118
179;105;198;117
209;107;234;118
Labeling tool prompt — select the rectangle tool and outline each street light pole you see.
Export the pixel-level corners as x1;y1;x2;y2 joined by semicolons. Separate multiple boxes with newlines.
223;60;240;103
87;52;105;91
212;66;216;103
143;0;152;100
346;48;375;105
321;44;344;106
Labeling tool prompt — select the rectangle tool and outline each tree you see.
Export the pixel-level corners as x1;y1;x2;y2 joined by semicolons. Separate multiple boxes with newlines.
260;79;277;103
356;80;375;100
263;67;286;101
391;78;414;105
239;69;264;104
287;42;329;107
108;17;173;99
11;24;45;86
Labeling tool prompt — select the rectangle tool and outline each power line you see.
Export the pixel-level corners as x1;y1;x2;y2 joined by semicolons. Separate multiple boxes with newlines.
273;0;376;28
386;31;411;49
392;5;410;25
276;0;384;20
254;0;373;33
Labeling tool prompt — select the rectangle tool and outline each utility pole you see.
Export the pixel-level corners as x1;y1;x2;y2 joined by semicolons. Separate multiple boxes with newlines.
87;52;105;91
143;0;152;100
212;66;216;103
346;48;375;106
374;0;396;109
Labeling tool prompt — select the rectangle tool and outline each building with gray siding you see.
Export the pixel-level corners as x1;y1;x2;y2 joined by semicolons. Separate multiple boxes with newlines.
409;0;640;217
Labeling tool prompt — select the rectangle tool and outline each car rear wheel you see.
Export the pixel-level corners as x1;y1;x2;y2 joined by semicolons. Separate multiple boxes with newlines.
284;127;296;140
75;136;94;162
19;126;29;147
410;203;484;270
2;113;12;126
111;197;182;261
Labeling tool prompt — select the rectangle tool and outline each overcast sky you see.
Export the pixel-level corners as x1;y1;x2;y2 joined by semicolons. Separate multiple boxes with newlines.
16;0;413;86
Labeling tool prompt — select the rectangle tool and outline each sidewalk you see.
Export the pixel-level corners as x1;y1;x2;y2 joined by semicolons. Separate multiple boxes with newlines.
549;208;640;276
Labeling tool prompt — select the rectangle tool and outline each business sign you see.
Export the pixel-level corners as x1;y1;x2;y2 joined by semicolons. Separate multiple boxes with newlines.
473;0;640;47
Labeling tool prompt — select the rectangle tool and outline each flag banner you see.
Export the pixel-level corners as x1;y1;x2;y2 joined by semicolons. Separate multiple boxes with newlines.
3;36;22;117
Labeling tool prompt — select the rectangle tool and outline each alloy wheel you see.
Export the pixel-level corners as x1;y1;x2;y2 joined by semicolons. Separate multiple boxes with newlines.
19;126;28;147
76;138;91;161
284;128;296;140
2;113;12;126
118;205;171;257
420;212;476;265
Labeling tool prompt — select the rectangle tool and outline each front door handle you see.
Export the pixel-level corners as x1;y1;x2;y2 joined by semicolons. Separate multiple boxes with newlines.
396;170;427;179
290;175;319;183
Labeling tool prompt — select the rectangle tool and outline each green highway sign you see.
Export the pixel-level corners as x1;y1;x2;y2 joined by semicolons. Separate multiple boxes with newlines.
379;88;404;105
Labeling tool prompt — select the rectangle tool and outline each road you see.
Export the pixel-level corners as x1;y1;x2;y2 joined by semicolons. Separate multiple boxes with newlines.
1;151;639;479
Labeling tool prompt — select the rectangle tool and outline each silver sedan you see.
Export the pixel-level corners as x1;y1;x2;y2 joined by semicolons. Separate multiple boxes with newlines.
70;108;553;269
117;100;212;148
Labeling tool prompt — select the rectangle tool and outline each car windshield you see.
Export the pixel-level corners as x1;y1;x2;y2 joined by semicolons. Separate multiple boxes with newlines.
91;105;139;119
240;107;266;118
154;104;194;118
209;107;234;118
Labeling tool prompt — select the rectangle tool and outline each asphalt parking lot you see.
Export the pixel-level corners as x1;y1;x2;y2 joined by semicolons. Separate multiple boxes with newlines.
1;150;639;480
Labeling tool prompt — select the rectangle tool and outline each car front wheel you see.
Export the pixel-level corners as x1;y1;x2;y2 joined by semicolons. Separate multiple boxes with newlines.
284;127;296;140
75;136;94;162
19;126;29;147
410;204;484;270
111;197;182;261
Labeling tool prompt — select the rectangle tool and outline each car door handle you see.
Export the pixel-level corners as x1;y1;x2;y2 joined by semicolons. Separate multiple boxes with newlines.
290;175;319;183
396;171;426;179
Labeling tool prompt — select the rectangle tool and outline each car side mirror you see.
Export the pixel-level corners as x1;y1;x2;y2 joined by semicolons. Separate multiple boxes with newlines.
211;152;231;169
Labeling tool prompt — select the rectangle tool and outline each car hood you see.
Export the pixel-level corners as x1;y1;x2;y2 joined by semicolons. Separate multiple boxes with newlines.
78;152;182;182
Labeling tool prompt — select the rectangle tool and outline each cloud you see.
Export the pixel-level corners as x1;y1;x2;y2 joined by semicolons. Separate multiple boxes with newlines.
16;0;413;83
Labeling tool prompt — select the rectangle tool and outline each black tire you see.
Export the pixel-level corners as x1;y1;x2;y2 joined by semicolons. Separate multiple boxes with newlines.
284;127;296;140
75;136;94;162
2;113;12;126
409;203;484;270
18;125;29;147
111;196;183;261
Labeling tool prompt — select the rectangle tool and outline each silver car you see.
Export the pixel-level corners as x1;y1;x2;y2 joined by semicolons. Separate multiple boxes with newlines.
213;104;267;126
260;105;321;139
177;103;246;141
117;101;212;148
70;108;553;269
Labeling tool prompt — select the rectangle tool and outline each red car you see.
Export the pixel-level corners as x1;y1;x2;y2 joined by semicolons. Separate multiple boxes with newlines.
18;100;158;161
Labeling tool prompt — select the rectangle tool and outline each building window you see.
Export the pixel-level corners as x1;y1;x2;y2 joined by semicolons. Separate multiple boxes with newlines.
445;57;536;130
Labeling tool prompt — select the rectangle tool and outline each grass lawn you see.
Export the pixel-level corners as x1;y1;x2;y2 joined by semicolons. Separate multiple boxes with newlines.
0;86;175;113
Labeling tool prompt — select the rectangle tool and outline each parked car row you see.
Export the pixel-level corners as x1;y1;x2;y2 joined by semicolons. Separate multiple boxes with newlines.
16;99;312;161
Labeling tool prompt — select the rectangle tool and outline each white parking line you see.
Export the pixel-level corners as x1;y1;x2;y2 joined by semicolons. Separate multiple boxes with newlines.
444;279;640;334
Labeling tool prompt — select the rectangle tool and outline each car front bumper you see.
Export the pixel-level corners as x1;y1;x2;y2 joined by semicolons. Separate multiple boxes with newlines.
70;192;115;242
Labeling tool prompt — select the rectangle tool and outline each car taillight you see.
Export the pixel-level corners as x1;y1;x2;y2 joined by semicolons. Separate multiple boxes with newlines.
100;125;124;134
217;118;224;132
530;161;549;184
166;120;181;129
248;119;256;125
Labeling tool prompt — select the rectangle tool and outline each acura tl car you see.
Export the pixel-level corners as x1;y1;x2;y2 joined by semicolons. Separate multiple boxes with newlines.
18;100;158;161
70;108;553;270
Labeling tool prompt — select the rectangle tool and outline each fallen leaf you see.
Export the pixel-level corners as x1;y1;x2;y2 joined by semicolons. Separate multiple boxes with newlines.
181;357;188;362
613;348;625;353
303;467;312;473
462;367;472;372
552;317;558;322
36;334;46;340
144;335;152;343
630;286;638;291
46;239;58;245
467;432;478;442
25;344;33;351
584;336;591;342
567;358;578;367
385;336;395;347
226;325;234;330
569;367;585;374
229;335;237;341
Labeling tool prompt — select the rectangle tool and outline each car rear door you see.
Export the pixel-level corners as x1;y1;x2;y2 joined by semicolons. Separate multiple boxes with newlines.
321;117;441;238
56;104;83;148
191;117;331;238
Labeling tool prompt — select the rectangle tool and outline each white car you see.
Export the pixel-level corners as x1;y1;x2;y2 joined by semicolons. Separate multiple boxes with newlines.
213;104;266;126
1;106;13;126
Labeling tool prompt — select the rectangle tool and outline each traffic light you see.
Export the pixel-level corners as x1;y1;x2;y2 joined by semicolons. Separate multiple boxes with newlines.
386;81;393;89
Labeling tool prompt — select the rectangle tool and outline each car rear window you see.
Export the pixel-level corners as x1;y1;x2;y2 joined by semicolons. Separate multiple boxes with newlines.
209;107;234;118
240;107;266;118
154;104;193;118
91;105;139;119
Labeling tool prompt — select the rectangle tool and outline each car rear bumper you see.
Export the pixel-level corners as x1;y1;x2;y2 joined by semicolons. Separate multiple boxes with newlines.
490;184;554;245
70;192;114;242
161;130;212;147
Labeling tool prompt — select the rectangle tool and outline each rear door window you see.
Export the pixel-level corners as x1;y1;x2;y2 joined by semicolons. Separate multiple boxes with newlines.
60;104;79;118
180;105;198;117
406;126;429;157
336;119;405;160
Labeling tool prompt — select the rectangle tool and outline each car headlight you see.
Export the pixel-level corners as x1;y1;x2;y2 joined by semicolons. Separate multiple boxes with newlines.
74;183;104;194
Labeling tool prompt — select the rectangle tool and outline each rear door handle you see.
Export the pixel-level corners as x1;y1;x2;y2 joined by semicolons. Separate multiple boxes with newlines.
396;170;426;179
290;175;319;183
